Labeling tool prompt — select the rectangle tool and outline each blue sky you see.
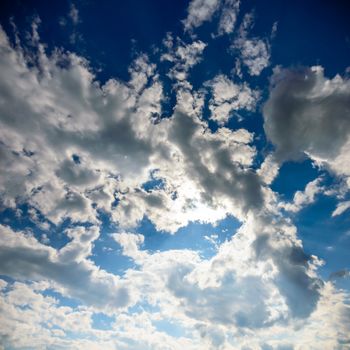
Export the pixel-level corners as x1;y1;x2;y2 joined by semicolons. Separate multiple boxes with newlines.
0;0;350;349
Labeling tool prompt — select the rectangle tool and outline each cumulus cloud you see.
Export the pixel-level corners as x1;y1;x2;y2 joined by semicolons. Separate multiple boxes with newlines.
112;107;262;232
0;280;96;349
112;232;147;263
0;26;164;225
69;4;80;25
0;224;132;312
264;66;350;189
0;23;266;234
104;212;344;348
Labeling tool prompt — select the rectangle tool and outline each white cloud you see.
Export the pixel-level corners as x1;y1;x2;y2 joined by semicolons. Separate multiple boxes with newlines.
332;200;350;217
103;212;347;348
161;36;207;83
0;23;267;237
0;280;94;349
264;66;350;191
280;177;324;213
183;0;221;31
0;26;165;225
217;0;240;35
232;13;271;76
257;154;280;185
112;232;147;263
183;0;240;37
0;224;134;312
206;74;260;124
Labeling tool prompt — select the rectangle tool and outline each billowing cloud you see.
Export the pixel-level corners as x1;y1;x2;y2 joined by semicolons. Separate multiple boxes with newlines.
264;66;350;164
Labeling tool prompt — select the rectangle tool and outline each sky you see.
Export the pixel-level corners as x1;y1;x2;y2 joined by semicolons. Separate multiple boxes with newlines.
0;0;350;349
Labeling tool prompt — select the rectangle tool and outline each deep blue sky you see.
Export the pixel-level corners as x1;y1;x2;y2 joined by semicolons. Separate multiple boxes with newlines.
2;0;349;80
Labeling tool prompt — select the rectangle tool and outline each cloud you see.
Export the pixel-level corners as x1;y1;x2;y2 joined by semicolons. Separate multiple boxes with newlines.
205;74;260;124
264;65;350;205
0;280;96;349
0;224;133;312
264;66;350;163
257;154;280;185
279;177;324;213
332;200;350;217
112;232;147;263
0;23;264;233
161;35;207;83
0;277;196;350
105;212;340;348
0;26;164;225
123;213;322;325
217;0;240;36
183;0;240;37
111;107;262;232
183;0;221;31
232;13;271;76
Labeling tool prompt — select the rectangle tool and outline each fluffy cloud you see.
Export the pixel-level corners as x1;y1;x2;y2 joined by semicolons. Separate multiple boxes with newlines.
183;0;240;36
332;200;350;217
264;66;350;162
112;108;262;232
0;26;164;225
206;74;259;124
279;177;324;213
183;0;221;31
0;224;132;312
264;66;350;190
0;280;94;349
233;13;271;76
161;35;207;83
0;23;265;234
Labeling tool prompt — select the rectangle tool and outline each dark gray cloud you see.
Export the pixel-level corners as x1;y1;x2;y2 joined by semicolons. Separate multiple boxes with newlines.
329;269;350;281
263;66;350;162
